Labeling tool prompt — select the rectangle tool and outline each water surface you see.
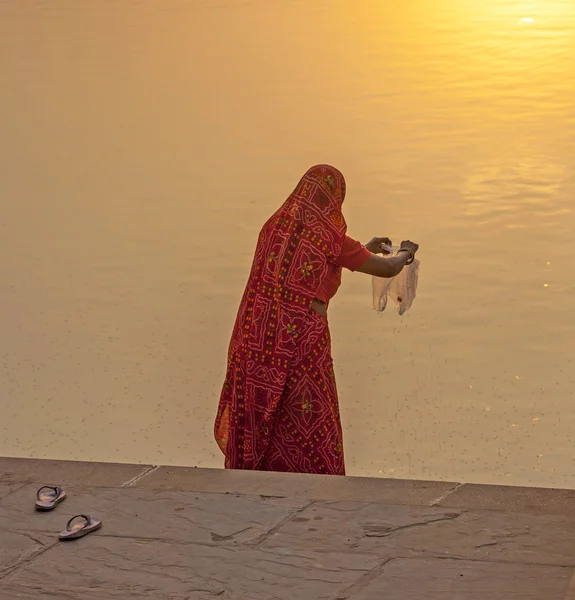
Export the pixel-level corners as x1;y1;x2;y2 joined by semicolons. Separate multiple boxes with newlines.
1;0;574;487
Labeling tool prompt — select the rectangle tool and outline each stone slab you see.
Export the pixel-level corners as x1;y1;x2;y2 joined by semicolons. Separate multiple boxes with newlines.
440;482;575;516
0;484;310;546
264;500;575;567
348;558;572;600
0;457;149;487
0;536;381;600
138;465;456;505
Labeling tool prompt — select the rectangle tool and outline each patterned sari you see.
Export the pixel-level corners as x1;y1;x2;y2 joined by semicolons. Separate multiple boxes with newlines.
214;165;348;475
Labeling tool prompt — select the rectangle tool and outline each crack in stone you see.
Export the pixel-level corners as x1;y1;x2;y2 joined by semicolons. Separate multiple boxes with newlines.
428;482;464;506
99;533;238;552
252;499;316;546
210;526;253;542
257;556;361;574
9;587;82;600
335;557;396;599
121;465;159;487
493;529;531;540
393;553;575;569
364;511;463;538
469;528;531;549
0;482;29;502
474;542;499;548
0;540;59;582
3;530;47;546
318;502;371;513
170;508;219;529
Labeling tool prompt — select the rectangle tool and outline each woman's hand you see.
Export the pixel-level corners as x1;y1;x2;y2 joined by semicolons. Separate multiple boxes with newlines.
365;237;393;255
399;240;419;256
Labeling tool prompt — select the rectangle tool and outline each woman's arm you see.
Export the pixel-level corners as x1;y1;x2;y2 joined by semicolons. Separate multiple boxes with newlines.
356;252;411;278
356;240;419;278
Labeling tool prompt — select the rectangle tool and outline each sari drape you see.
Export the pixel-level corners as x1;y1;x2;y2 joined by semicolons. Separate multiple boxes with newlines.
215;165;347;473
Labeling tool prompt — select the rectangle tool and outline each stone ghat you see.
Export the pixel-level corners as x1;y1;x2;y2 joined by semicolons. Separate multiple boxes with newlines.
1;456;575;599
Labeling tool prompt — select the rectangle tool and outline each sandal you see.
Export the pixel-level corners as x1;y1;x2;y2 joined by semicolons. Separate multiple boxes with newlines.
59;514;102;540
35;486;66;511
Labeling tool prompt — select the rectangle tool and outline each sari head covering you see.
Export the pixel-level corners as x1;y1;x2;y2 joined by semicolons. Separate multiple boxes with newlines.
215;165;348;469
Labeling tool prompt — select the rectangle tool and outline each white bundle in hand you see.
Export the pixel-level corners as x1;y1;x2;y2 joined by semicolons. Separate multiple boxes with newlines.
372;251;420;315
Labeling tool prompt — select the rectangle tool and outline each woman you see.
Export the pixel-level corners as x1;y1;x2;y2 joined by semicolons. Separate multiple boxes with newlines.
214;165;419;476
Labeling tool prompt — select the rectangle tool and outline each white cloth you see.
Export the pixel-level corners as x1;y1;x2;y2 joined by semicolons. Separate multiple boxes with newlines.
372;252;420;315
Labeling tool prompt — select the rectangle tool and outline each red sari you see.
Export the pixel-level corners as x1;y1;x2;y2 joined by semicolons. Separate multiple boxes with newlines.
215;165;358;475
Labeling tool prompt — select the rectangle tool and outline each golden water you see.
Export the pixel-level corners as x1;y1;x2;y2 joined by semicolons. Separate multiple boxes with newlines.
1;0;574;487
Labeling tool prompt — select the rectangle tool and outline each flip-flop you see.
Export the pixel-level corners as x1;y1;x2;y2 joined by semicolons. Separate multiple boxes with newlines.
35;486;67;511
59;514;102;540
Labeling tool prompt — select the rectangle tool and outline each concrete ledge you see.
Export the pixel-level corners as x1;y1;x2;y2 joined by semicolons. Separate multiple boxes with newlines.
2;457;575;516
0;457;151;488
